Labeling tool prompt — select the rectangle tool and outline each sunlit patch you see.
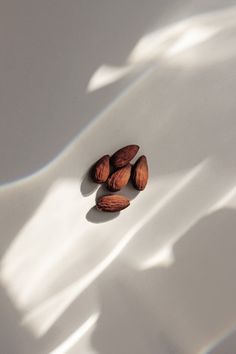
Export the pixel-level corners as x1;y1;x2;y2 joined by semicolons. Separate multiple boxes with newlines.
0;178;92;336
126;160;208;269
87;5;236;91
0;179;86;308
128;22;188;63
87;65;130;92
133;160;208;231
133;159;220;270
210;185;236;211
167;27;217;56
141;245;174;269
139;178;236;272
49;313;99;354
4;163;206;336
21;278;93;337
137;216;202;271
20;214;136;336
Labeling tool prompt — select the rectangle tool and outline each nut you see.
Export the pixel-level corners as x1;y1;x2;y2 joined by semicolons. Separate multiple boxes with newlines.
91;155;110;183
96;194;130;212
132;155;148;190
107;164;131;191
110;145;139;168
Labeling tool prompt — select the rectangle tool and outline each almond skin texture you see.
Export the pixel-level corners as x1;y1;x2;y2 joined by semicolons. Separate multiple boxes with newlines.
96;195;130;212
110;145;139;168
132;155;148;190
107;164;131;191
91;155;110;183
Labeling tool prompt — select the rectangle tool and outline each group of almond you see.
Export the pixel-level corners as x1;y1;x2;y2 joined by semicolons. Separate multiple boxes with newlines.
90;144;148;212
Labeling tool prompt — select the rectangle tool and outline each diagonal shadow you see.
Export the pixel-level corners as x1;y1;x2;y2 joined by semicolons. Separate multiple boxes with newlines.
91;208;236;354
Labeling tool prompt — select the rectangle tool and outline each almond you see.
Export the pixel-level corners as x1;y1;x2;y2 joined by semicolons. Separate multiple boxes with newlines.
132;155;148;190
111;145;139;168
96;194;130;212
91;155;110;183
107;164;131;191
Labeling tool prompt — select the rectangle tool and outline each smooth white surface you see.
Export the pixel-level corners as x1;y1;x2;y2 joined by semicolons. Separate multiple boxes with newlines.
1;1;236;354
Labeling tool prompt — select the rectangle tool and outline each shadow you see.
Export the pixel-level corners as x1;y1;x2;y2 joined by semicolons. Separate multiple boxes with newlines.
91;263;178;354
95;184;109;201
85;184;122;223
80;169;99;197
122;180;140;200
86;206;120;224
84;180;140;224
91;208;236;354
0;285;44;354
94;181;140;201
41;283;99;354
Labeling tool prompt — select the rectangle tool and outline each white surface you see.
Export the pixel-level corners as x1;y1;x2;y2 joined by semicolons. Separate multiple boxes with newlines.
1;1;236;354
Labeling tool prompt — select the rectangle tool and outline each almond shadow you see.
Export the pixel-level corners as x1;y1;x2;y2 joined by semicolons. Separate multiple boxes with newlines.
80;168;99;197
86;206;120;224
95;180;140;201
95;184;110;201
122;180;140;200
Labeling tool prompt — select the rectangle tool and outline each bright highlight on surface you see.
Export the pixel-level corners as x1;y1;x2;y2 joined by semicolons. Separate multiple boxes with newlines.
210;185;236;211
0;161;208;337
87;5;236;91
167;27;217;56
49;313;99;354
0;178;91;336
141;245;174;269
87;65;130;92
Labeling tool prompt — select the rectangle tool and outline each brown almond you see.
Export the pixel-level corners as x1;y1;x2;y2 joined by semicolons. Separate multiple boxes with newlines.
132;155;148;190
96;194;130;212
91;155;110;183
111;145;139;168
107;164;131;191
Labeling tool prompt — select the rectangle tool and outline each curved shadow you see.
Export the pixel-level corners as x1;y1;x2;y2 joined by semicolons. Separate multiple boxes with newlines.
80;169;99;197
91;208;236;354
89;185;121;224
86;206;120;224
95;184;109;201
